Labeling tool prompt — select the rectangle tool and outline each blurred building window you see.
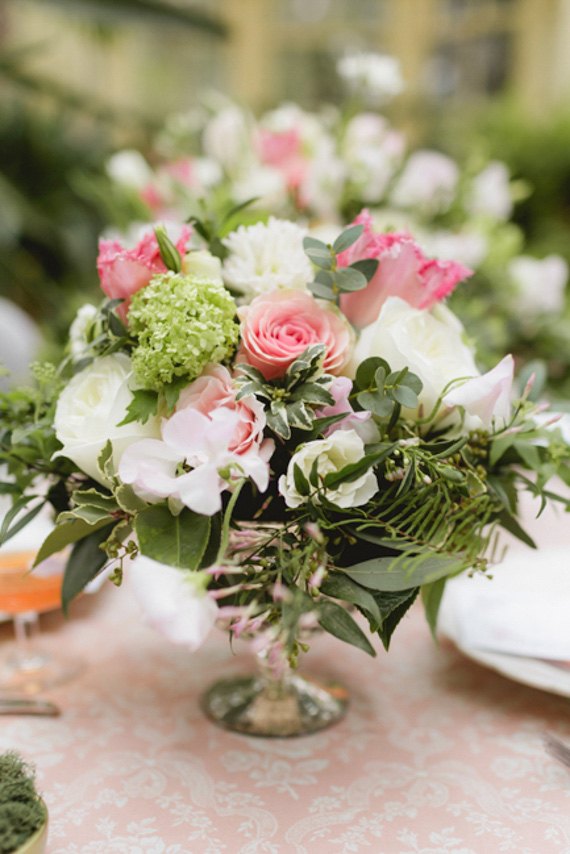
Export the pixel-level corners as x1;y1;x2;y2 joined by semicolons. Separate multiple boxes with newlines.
427;32;511;100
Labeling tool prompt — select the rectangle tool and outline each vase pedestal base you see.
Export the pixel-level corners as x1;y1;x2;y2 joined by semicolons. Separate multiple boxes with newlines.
201;671;349;737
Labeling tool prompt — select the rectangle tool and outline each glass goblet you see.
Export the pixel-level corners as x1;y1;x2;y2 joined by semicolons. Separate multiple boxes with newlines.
0;550;82;693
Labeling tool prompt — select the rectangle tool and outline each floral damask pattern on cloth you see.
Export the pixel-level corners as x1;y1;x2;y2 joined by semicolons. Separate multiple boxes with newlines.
3;584;570;854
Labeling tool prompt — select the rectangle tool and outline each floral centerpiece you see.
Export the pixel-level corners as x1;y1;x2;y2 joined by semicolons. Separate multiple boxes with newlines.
2;208;569;735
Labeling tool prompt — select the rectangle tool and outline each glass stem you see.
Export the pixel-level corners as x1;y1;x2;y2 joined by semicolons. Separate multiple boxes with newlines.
13;611;44;667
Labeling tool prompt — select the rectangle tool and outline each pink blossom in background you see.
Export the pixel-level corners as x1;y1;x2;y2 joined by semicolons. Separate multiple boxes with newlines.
97;225;192;321
238;289;353;380
254;127;307;191
338;210;472;328
175;363;274;461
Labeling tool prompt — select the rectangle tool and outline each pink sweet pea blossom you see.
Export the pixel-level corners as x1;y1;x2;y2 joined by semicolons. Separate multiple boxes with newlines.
119;407;271;516
97;225;192;321
316;375;378;443
338;211;471;329
442;354;514;430
175;363;273;461
238;289;353;381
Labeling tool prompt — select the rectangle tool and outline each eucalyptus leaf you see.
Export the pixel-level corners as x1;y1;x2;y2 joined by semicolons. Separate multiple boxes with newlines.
357;391;393;417
389;385;419;408
332;223;363;254
349;258;379;282
355;357;391;390
331;267;367;292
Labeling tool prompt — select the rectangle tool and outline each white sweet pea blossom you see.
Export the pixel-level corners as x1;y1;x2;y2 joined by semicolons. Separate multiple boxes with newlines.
508;255;568;318
279;429;378;509
54;353;161;485
119;407;270;516
443;355;514;431
127;555;218;650
222;217;313;299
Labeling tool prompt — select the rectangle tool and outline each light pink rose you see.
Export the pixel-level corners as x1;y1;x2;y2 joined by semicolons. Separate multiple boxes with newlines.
97;225;192;321
238;290;353;381
338;210;472;328
176;364;273;460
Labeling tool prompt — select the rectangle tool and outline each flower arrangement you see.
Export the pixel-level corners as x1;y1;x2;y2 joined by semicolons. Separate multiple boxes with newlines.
1;208;570;675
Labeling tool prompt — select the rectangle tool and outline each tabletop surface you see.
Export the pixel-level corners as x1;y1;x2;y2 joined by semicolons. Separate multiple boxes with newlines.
2;563;570;854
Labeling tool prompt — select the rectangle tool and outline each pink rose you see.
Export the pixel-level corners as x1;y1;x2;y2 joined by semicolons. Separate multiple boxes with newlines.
176;363;273;460
338;211;471;329
238;290;353;381
97;225;192;321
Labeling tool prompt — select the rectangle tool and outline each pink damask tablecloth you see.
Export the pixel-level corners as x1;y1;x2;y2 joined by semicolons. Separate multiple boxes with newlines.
2;563;570;854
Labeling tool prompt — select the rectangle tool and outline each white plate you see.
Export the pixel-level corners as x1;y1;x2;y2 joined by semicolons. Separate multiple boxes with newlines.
438;544;570;697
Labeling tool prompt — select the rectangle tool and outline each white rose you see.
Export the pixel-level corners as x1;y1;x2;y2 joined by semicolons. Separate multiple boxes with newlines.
183;249;223;283
127;555;217;651
350;296;478;422
54;353;161;485
279;429;377;509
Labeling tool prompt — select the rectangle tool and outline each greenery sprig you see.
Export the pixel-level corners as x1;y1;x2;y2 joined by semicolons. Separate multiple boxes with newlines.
303;223;379;304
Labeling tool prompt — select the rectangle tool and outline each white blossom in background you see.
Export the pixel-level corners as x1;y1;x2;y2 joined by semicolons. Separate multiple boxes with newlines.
232;164;289;212
106;150;154;189
299;137;346;221
390;150;459;216
202;105;254;176
342;114;406;202
222;217;313;299
508;254;568;318
259;102;325;153
337;52;405;105
68;303;98;358
467;161;513;222
420;229;489;270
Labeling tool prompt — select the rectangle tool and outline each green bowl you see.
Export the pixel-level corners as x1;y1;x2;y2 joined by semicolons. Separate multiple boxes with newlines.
12;800;48;854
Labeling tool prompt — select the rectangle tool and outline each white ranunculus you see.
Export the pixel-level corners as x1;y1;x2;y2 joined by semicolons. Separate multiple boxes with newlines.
350;297;478;422
443;354;514;431
127;555;218;651
279;429;378;509
183;249;223;283
54;353;161;485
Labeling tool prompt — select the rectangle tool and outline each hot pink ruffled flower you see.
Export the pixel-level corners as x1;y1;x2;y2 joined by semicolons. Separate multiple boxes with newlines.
97;225;192;321
176;363;274;461
238;290;353;381
338;210;471;329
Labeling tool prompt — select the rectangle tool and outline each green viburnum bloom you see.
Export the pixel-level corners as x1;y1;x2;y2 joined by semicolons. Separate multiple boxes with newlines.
128;272;239;389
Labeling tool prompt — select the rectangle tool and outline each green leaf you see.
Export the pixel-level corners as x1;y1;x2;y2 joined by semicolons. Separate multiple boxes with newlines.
287;401;314;430
323;444;396;489
332;224;363;254
399;372;423;395
357;391;393;417
331;267;367;292
34;516;113;567
163;375;192;415
96;440;115;482
0;501;44;547
154;225;182;273
355;357;391;390
317;599;376;657
421;578;447;642
496;508;537;549
304;244;334;270
389;385;419;408
199;512;222;568
349;258;379;282
115;484;148;514
376;588;419;650
267;402;290;439
135;504;211;569
305;413;347;441
59;505;113;526
343;552;466;591
293;464;310;497
288;382;335;406
490;434;516;466
487;473;517;513
320;572;382;625
62;522;116;614
513;440;542;471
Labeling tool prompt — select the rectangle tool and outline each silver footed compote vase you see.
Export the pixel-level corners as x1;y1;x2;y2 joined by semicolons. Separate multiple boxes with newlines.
199;522;350;737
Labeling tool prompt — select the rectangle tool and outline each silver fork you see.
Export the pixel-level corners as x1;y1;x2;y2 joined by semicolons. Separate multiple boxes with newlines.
544;732;570;768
